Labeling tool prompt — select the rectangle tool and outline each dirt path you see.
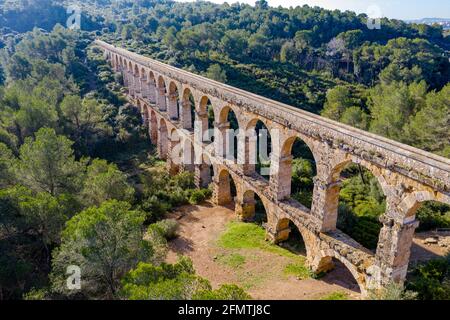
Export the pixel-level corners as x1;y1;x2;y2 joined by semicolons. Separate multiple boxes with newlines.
410;232;449;262
166;203;361;300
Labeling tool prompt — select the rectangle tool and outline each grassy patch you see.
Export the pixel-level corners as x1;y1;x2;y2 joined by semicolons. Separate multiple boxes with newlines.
283;262;311;279
216;253;246;269
217;222;304;258
320;292;349;300
217;222;311;289
217;222;267;249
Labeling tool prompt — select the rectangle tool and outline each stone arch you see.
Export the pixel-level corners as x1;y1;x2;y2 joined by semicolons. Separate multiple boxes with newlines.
139;67;148;99
136;99;142;113
168;128;182;175
197;153;214;188
181;137;195;173
140;67;147;80
214;167;238;206
330;158;389;195
158;118;169;160
323;158;387;251
314;252;365;295
133;64;141;96
126;61;135;96
147;71;157;104
274;217;313;257
198;95;211;114
216;105;240;162
197;95;215;143
236;188;270;223
149;110;158;143
244;118;272;179
398;190;450;219
218;105;235;124
280;135;318;165
168;81;180;120
115;55;119;71
180;87;196;130
122;59;130;87
272;134;318;204
142;103;149;126
157;75;167;111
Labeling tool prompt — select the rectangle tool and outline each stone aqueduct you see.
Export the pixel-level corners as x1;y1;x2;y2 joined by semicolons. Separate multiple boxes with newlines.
95;40;450;296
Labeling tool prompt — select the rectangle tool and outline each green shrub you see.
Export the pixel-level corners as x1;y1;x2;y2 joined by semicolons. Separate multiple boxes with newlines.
193;284;252;300
416;201;450;232
189;189;212;205
140;196;172;223
171;172;196;190
121;258;251;300
120;258;211;300
369;282;418;300
148;219;180;241
406;254;450;300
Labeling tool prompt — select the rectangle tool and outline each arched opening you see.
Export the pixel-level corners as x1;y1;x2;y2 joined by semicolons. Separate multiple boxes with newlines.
318;256;362;294
149;110;158;144
157;76;167;111
333;162;386;251
254;193;268;225
158;118;169;160
133;64;141;97
168;82;180;120
246;119;272;180
148;71;156;104
239;189;269;225
276;218;307;256
115;55;119;71
216;169;237;206
182;139;195;173
128;62;134;96
142;104;149;126
403;196;450;263
136;99;142;114
199;96;215;144
140;67;148;99
169;129;181;175
181;88;195;130
198;154;214;188
120;58;126;85
280;136;317;207
218;106;239;162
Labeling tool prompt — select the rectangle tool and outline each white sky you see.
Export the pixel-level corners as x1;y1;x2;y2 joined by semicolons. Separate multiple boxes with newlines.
175;0;450;20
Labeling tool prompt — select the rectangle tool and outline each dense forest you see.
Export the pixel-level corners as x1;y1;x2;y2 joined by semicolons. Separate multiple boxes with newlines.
0;0;449;300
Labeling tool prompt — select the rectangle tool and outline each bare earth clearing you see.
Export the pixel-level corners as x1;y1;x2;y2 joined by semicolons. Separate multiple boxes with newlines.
166;203;448;300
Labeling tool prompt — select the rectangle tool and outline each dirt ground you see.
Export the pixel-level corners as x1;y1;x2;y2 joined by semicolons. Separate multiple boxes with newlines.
411;232;449;262
166;202;449;300
166;203;361;300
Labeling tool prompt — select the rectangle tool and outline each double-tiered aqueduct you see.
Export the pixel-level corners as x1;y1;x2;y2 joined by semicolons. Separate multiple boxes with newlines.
95;40;450;296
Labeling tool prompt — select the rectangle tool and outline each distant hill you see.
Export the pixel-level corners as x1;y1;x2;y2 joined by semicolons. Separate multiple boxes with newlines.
406;18;450;30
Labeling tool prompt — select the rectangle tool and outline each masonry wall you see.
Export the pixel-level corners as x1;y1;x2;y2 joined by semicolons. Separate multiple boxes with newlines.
99;40;450;297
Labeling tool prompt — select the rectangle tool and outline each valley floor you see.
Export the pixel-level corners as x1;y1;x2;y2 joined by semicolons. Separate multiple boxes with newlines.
166;203;361;300
166;202;449;300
